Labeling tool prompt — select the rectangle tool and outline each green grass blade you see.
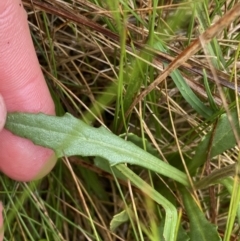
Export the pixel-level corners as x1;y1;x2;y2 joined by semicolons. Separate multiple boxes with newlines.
195;0;225;68
5;112;189;186
203;69;219;111
223;167;240;241
220;177;240;225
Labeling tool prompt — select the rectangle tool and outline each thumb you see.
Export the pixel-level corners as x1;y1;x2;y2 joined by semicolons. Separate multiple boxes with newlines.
0;95;6;132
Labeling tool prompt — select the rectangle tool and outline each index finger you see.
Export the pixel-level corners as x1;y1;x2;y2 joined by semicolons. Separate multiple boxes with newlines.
0;0;56;181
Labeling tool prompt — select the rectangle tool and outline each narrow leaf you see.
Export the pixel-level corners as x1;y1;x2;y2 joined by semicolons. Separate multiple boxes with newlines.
189;109;239;172
154;42;214;119
117;164;178;241
203;69;218;111
181;188;221;241
110;209;129;231
170;69;214;119
5;112;189;186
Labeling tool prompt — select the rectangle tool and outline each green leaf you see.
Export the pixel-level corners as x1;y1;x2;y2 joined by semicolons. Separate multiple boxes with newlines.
110;209;130;231
117;164;178;241
170;69;214;119
181;188;221;241
189;109;240;173
5;112;189;186
203;69;219;111
154;42;214;119
158;219;190;241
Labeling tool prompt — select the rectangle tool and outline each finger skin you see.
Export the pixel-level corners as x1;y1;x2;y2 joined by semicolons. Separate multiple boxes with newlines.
0;95;6;131
0;0;57;181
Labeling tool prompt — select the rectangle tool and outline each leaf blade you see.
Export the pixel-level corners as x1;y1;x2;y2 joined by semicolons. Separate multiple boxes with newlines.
5;112;189;186
181;188;221;241
190;109;239;173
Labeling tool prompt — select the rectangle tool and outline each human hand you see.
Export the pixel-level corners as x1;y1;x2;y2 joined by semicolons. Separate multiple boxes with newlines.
0;0;59;237
0;0;58;238
0;0;57;180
